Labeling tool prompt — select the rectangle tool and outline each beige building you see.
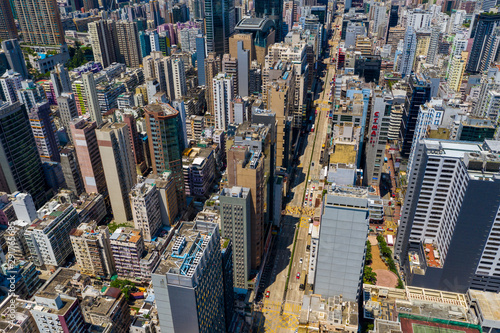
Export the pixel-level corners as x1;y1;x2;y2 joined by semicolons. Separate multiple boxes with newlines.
448;51;468;92
147;172;179;226
110;228;145;279
229;33;255;61
96;122;137;222
227;146;265;269
70;221;116;278
204;52;221;127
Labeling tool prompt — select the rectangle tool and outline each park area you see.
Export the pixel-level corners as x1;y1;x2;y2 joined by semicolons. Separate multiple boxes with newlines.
366;235;399;288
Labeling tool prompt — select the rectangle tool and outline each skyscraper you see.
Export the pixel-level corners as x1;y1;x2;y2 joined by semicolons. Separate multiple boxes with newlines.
82;72;103;127
0;1;17;41
151;221;226;333
227;146;265;269
171;58;186;100
254;0;282;41
196;34;206;86
396;139;500;293
398;26;416;78
14;0;65;46
237;41;249;97
50;64;72;98
28;101;60;162
400;73;431;156
88;20;118;68
0;102;47;208
426;25;440;65
0;70;22;104
220;186;252;290
96;122;136;222
213;73;234;130
70;118;108;196
116;21;142;68
1;40;27;79
467;12;500;73
144;103;185;208
205;0;235;54
204;52;221;127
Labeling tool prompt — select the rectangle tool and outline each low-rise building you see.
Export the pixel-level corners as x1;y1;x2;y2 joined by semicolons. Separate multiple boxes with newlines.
110;228;145;280
81;287;132;332
182;147;216;198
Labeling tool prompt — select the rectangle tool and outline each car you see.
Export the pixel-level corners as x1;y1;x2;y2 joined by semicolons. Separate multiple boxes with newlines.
299;258;303;264
296;272;301;279
265;291;270;298
387;228;394;232
304;201;308;205
312;162;315;167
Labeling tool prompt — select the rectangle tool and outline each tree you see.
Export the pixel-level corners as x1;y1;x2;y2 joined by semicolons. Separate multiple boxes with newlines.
363;266;377;284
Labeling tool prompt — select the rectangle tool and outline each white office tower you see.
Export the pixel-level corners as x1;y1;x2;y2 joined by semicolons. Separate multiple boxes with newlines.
406;9;431;30
396;139;500;293
314;186;370;301
398;26;417;78
213;73;234;130
82;72;103;127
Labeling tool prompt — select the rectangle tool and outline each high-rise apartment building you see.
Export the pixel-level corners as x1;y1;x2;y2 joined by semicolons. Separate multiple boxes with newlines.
396;139;500;293
70;118;107;196
314;187;369;301
196;35;206;86
205;0;235;54
171;58;187;100
82;72;103;127
24;202;80;267
88;20;118;68
122;113;144;166
227;146;265;269
70;221;116;278
399;26;416;78
213;73;234;131
116;21;142;68
237;41;249;97
426;26;441;65
17;80;46;110
14;0;65;46
148;172;179;226
130;181;161;242
57;93;79;135
110;227;144;279
400;73;431;156
50;64;72;98
220;186;252;290
0;102;47;208
1;40;27;79
96;122;136;222
152;221;226;333
467;12;500;73
204;52;221;127
144;103;185;208
222;54;238;96
0;1;17;41
448;52;468;92
60;146;84;195
0;70;22;104
28;101;60;162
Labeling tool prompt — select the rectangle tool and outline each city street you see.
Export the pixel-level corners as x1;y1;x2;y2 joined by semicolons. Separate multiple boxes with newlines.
254;9;343;332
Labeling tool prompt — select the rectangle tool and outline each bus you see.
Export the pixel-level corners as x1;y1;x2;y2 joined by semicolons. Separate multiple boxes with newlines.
387;234;394;246
308;223;313;235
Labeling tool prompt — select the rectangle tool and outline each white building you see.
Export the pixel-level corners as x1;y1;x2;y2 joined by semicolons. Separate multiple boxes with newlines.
24;202;80;267
172;58;187;100
0;70;22;105
130;181;162;242
213;73;234;130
